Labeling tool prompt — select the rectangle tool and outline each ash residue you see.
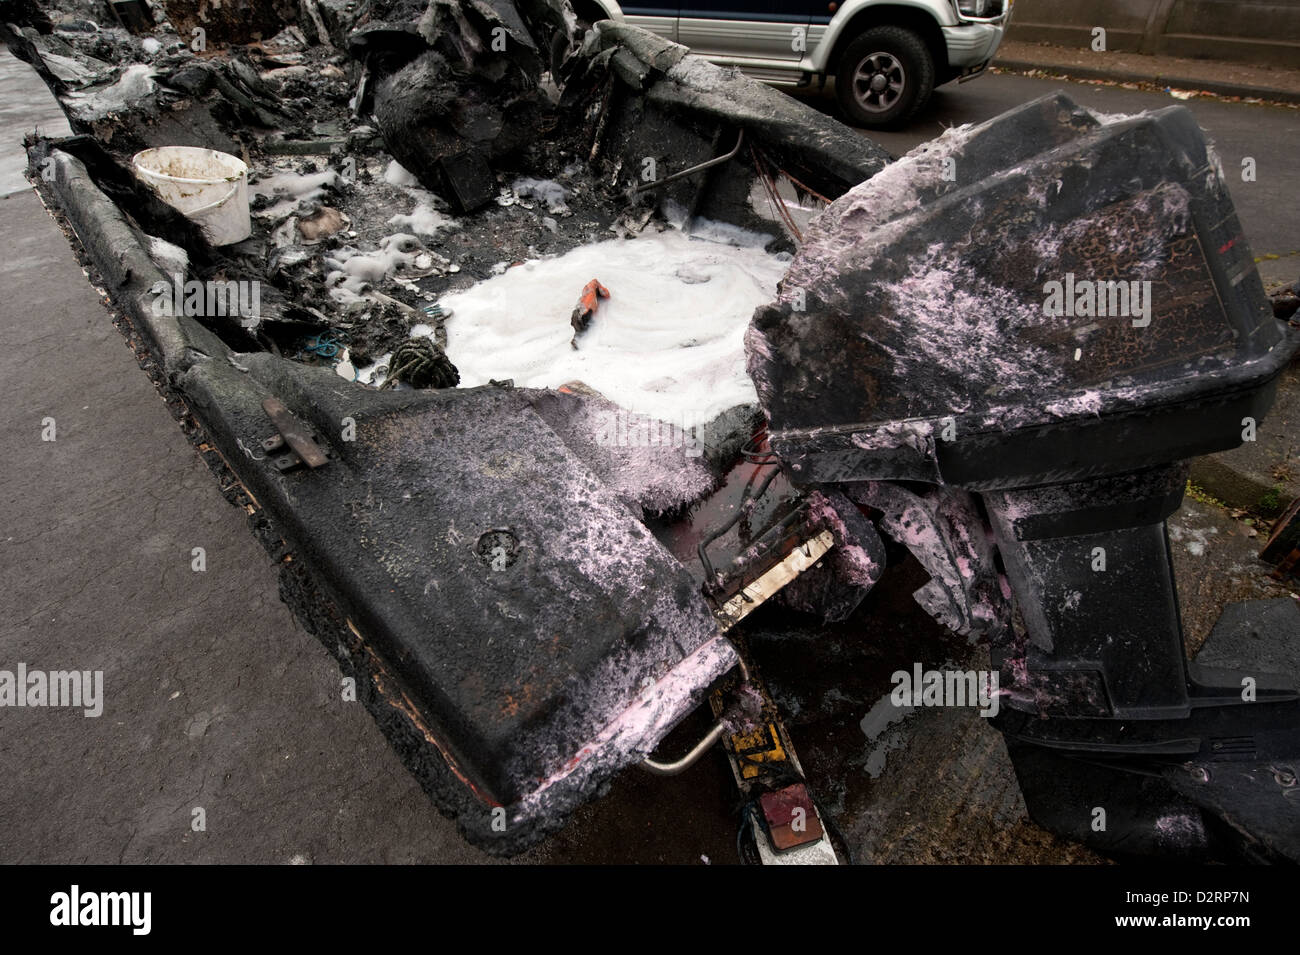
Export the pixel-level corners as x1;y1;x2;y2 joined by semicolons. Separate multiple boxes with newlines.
531;391;722;519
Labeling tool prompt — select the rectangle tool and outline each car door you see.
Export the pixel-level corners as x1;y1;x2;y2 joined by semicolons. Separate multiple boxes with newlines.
676;0;813;62
620;2;678;42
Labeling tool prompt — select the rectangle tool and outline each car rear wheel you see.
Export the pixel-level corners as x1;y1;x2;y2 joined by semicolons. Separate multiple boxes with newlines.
835;26;935;129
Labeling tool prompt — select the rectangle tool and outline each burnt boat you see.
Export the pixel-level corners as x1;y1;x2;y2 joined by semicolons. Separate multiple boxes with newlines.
11;0;1300;860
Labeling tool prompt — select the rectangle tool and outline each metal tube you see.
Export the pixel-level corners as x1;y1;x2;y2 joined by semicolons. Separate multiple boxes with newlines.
639;720;730;776
639;654;749;775
633;129;745;194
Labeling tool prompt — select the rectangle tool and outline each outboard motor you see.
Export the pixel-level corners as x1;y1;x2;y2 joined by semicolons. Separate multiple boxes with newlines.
748;92;1300;861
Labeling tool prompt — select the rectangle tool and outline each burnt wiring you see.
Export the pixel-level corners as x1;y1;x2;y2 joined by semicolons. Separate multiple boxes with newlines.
741;425;780;465
776;166;832;206
750;145;802;243
697;463;783;593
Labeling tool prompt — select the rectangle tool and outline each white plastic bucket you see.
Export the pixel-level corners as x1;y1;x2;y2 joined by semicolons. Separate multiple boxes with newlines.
132;146;251;246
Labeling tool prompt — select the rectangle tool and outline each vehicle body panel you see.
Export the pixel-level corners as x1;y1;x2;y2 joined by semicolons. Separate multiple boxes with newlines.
585;0;1009;86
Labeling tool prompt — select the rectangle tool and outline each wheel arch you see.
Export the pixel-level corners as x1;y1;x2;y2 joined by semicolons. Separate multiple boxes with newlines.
820;3;947;79
572;0;619;23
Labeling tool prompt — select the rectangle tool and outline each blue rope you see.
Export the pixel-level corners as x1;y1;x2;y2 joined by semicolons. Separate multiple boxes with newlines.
302;334;341;359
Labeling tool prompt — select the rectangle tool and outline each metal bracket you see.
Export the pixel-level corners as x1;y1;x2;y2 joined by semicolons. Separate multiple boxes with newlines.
633;129;745;194
715;529;835;630
260;396;331;473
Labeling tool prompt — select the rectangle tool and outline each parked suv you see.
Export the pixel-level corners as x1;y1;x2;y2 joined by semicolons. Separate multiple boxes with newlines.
568;0;1012;127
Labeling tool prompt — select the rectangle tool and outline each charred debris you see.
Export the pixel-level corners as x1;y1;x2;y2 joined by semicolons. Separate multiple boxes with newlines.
6;0;885;376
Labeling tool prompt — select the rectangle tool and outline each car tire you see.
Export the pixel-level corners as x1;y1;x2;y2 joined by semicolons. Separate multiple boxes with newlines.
834;26;935;129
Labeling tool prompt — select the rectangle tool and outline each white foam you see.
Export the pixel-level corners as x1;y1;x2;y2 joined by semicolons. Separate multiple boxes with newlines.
387;198;459;238
383;160;420;187
511;177;570;215
253;169;340;199
436;230;788;422
663;199;776;250
382;160;460;238
252;169;342;219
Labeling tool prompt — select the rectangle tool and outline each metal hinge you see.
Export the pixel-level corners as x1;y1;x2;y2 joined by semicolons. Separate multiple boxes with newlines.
260;396;331;472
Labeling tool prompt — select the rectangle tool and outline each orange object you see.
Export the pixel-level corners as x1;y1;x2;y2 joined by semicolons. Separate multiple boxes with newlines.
579;279;609;313
570;278;610;348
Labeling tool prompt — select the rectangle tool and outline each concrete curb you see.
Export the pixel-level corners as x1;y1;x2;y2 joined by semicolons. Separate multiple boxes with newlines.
1188;359;1300;518
993;58;1300;107
1188;455;1294;517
